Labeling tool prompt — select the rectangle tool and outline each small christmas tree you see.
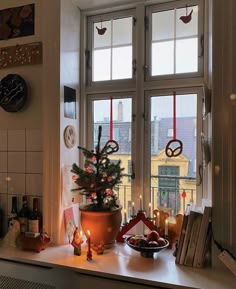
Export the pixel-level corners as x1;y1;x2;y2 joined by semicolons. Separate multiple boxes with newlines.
71;126;124;211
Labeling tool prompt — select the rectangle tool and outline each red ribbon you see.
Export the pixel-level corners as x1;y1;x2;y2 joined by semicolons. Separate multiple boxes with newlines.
173;91;176;140
110;97;113;140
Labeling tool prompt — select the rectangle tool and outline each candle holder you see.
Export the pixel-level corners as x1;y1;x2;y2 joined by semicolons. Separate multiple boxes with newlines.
116;211;159;243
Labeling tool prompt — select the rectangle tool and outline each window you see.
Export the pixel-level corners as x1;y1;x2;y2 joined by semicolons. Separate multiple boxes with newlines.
82;0;205;218
87;10;135;83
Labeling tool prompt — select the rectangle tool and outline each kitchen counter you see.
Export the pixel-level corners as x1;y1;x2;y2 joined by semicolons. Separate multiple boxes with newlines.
0;243;235;289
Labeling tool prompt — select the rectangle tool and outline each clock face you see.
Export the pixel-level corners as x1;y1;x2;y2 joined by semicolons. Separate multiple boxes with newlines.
64;125;76;148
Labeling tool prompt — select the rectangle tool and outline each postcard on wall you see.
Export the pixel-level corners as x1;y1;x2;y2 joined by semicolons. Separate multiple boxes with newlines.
0;4;35;40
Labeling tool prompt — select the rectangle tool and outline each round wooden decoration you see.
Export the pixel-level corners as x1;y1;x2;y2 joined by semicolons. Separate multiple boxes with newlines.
64;125;76;148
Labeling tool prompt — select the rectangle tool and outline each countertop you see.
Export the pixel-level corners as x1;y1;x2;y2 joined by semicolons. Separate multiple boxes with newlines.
0;242;235;289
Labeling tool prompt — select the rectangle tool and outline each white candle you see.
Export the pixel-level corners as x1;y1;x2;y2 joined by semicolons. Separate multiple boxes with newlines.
124;209;127;223
157;211;160;227
139;195;142;210
165;218;169;236
148;202;151;217
131;201;135;216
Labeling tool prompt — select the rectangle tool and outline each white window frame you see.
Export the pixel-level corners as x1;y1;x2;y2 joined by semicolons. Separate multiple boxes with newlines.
145;0;204;81
87;9;137;87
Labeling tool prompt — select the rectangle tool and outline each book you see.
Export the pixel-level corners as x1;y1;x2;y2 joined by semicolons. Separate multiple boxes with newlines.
184;212;203;266
193;206;212;268
179;210;202;265
175;204;191;264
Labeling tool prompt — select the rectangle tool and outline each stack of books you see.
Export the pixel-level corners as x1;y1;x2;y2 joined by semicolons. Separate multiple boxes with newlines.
175;206;212;268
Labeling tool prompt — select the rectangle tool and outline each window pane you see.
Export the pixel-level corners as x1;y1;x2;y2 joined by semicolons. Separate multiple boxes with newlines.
150;94;197;214
152;10;174;41
112;46;132;79
93;21;111;48
152;41;174;76
176;38;198;73
176;6;198;38
113;17;132;45
93;98;132;218
93;49;111;81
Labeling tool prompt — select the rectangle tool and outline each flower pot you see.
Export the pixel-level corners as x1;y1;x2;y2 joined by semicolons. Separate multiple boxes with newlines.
79;206;122;248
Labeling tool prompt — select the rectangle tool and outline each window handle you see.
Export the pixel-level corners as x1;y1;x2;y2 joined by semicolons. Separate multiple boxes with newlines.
131;160;135;180
132;59;137;77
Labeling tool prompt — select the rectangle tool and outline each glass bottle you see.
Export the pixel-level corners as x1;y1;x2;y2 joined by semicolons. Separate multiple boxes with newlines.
8;196;18;228
28;198;41;234
18;195;31;233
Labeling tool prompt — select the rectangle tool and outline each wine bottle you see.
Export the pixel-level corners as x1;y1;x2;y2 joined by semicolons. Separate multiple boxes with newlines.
28;198;41;234
18;195;31;233
8;196;18;227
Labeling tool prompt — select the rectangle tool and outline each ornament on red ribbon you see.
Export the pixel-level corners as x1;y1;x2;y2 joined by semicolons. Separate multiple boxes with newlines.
179;5;193;24
96;20;107;35
181;191;187;198
165;92;183;158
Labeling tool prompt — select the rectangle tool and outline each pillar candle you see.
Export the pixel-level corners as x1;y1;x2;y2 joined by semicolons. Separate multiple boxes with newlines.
148;202;151;217
157;211;160;227
139;195;142;210
124;209;127;224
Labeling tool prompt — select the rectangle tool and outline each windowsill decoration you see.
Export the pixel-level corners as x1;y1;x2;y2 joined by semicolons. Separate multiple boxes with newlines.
71;125;124;249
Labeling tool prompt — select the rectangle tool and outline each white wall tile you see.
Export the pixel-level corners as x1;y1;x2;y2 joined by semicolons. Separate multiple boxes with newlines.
0;173;7;194
8;129;25;151
8;152;26;173
26;152;43;173
26;129;43;151
0;152;7;172
0;130;7;151
26;174;43;196
7;173;26;195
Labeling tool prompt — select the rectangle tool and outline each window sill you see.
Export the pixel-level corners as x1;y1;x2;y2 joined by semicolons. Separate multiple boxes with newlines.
0;243;234;289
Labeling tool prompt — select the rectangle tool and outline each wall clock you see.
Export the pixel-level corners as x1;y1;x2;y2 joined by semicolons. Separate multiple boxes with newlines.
64;125;76;148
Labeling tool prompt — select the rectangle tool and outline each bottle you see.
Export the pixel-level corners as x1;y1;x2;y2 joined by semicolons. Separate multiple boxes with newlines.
8;196;18;228
18;195;31;233
28;198;41;234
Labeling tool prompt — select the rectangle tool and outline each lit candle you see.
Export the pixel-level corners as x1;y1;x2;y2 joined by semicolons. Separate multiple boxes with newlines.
87;230;92;260
165;218;169;236
139;195;142;210
157;211;160;227
148;202;151;217
131;201;135;216
124;208;127;224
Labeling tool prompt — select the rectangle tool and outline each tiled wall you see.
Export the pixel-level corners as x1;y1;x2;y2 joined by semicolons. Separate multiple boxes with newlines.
0;129;43;236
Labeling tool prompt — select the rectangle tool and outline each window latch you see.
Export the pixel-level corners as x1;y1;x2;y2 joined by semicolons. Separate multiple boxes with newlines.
132;59;137;76
143;64;148;77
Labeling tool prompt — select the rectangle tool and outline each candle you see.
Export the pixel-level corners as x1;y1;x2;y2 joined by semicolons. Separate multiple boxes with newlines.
131;201;135;216
87;230;92;260
124;209;127;224
157;211;160;227
148;202;151;217
165;218;169;236
139;195;142;210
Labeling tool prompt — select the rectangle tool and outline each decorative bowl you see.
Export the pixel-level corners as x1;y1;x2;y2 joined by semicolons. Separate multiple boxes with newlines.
125;236;169;258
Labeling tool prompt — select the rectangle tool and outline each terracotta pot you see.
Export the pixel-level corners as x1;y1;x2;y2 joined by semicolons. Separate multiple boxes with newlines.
80;206;122;248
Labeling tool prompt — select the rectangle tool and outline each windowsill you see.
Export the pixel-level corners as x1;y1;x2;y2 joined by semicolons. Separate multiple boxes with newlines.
0;242;235;289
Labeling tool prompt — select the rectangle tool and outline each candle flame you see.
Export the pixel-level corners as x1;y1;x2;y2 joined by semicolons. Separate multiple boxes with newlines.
87;230;90;236
132;201;134;207
139;195;142;199
149;202;151;207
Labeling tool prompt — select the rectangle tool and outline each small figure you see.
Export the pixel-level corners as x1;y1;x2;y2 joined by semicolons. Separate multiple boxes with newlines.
2;219;20;248
71;227;83;256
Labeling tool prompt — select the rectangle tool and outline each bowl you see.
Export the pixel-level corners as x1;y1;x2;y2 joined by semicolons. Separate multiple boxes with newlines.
125;236;169;258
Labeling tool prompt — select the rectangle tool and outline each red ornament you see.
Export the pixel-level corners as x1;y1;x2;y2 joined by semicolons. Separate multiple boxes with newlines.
72;175;77;180
86;166;93;173
107;176;112;182
181;191;187;198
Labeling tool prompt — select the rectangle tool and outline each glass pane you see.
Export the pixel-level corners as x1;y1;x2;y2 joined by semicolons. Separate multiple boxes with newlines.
152;41;174;76
152;10;174;41
176;38;198;73
93;49;111;81
93;98;132;220
113;17;132;46
150;94;197;215
93;20;111;48
176;6;198;38
112;46;132;80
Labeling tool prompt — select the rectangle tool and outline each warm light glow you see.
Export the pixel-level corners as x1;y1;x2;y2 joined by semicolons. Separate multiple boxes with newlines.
87;230;90;236
132;201;134;207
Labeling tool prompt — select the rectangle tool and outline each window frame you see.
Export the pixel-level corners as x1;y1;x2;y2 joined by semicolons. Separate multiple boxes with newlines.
87;8;137;87
145;0;204;81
